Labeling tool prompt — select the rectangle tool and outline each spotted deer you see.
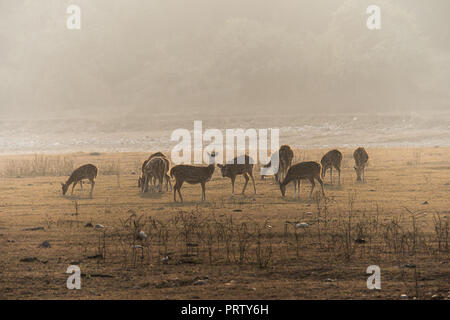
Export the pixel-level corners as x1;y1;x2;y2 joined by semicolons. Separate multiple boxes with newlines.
61;164;98;198
170;152;216;202
321;149;342;185
138;152;172;191
141;157;166;193
217;155;256;196
279;161;325;199
353;147;369;182
261;145;294;182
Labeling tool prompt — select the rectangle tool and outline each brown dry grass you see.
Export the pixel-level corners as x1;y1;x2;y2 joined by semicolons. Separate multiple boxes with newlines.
0;148;449;300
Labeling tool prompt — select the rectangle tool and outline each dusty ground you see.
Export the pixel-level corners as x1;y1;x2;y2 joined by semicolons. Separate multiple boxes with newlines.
0;148;449;300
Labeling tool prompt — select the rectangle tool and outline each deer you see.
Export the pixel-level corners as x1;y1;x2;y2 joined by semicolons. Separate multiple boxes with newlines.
141;157;166;193
217;155;256;196
61;164;98;198
279;161;325;199
353;147;369;182
321;149;343;185
170;152;216;202
138;152;172;191
261;145;294;183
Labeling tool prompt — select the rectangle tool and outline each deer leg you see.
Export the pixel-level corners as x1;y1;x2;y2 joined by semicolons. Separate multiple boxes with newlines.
309;177;316;198
330;167;333;185
173;181;178;202
318;177;325;196
293;180;297;199
201;182;206;201
241;174;249;195
231;176;236;196
71;182;76;195
90;179;95;198
297;179;301;199
337;167;341;185
168;175;173;191
174;180;183;202
250;172;256;194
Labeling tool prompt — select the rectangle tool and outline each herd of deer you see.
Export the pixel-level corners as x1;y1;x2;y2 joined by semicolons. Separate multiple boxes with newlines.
61;146;369;202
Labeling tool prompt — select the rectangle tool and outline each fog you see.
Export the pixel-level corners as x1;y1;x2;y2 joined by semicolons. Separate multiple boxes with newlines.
0;0;449;118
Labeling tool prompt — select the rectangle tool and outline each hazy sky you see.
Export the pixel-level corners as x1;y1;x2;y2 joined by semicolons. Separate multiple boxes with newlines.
1;0;449;117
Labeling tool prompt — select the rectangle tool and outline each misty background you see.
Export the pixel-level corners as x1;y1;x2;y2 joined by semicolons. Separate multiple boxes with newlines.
0;0;449;153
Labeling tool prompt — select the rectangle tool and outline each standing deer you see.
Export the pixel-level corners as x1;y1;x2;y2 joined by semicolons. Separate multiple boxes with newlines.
217;155;256;196
170;152;216;202
279;161;325;199
321;149;342;185
138;152;172;191
61;164;98;198
142;157;166;193
261;145;294;182
353;147;369;182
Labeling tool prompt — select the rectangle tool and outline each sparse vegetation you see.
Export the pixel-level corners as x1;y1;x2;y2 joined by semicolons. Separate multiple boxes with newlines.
0;148;449;299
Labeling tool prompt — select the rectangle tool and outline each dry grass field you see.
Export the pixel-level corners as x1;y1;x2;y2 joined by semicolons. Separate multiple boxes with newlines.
0;148;449;300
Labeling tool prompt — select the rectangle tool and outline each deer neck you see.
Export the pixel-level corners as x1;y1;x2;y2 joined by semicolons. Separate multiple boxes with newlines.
280;174;292;187
65;175;75;186
207;163;215;177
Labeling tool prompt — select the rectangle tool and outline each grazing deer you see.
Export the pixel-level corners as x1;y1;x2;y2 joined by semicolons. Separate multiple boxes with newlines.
217;155;256;196
142;157;166;193
138;152;172;191
353;147;369;182
261;145;294;182
170;152;216;202
61;164;98;198
279;161;325;199
321;149;342;185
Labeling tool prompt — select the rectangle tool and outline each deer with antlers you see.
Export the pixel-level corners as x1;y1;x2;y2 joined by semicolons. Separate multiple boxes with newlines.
279;161;325;199
170;152;216;202
321;149;342;185
217;154;256;196
61;164;98;198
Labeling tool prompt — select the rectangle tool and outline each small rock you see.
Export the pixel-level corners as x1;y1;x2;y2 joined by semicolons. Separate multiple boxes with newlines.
431;294;443;300
305;212;313;215
7;239;16;243
38;241;51;248
136;231;147;241
296;222;309;228
401;263;416;268
233;209;243;212
422;201;429;205
193;279;208;286
132;245;143;249
20;257;39;263
23;227;44;231
94;224;104;229
355;238;366;244
84;222;94;228
400;294;408;299
325;278;336;282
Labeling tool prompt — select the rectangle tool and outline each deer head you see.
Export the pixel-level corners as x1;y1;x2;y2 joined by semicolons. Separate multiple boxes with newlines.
217;163;229;177
61;182;69;195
